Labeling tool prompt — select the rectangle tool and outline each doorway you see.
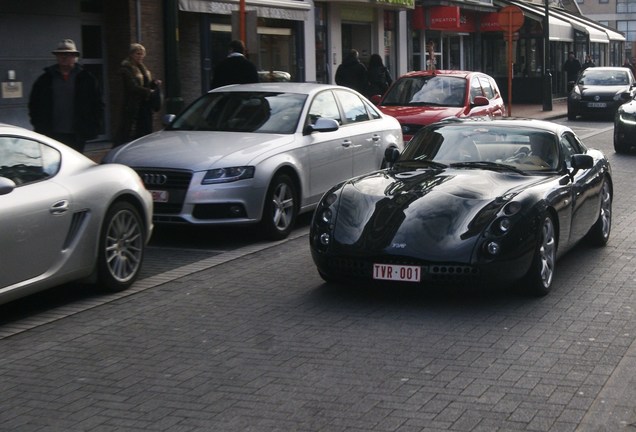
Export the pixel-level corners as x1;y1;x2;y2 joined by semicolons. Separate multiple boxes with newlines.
342;23;372;66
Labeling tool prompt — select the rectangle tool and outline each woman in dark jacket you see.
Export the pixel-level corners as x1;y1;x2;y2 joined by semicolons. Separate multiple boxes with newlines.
116;43;161;145
367;54;392;97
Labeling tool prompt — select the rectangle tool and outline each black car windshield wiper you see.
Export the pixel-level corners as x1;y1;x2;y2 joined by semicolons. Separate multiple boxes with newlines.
449;161;527;175
394;159;448;169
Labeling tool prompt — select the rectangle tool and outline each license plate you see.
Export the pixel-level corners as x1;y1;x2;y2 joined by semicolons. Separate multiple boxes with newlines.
373;263;421;282
149;190;169;203
588;102;607;108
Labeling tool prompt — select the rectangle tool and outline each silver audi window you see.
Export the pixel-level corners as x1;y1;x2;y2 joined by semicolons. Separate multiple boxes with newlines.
169;91;307;134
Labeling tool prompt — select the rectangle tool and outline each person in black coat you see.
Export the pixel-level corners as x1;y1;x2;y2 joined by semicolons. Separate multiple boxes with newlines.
29;39;104;153
367;53;392;97
335;49;369;95
211;40;259;89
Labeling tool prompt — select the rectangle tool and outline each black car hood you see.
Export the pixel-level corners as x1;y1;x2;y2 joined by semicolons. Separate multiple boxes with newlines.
332;168;544;262
579;85;627;97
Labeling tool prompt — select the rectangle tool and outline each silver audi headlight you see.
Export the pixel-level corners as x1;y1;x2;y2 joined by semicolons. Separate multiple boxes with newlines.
201;166;255;184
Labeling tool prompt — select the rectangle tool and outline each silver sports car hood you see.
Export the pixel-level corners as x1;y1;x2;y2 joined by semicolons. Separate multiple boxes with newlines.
105;130;295;171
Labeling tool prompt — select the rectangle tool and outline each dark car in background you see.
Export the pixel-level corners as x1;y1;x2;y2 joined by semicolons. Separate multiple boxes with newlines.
568;67;636;121
370;70;506;141
614;95;636;153
310;118;612;296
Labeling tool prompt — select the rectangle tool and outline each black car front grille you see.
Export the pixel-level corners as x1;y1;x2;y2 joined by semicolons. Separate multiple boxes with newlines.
134;168;193;215
326;256;479;284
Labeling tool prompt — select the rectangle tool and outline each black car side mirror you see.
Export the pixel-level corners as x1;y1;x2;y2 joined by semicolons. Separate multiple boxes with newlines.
384;147;401;167
569;154;593;178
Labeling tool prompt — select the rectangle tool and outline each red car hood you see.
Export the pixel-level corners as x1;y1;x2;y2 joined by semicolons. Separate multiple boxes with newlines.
378;105;468;124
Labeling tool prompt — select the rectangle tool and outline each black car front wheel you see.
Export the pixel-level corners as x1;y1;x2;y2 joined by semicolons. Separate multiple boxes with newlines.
525;214;557;296
97;201;145;292
614;127;630;153
260;174;298;240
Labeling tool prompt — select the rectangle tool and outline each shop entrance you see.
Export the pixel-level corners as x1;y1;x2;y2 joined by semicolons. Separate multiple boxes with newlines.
342;23;373;66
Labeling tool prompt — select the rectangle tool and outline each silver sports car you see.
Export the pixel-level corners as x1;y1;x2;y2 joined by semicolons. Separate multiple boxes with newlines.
0;124;153;305
102;83;404;240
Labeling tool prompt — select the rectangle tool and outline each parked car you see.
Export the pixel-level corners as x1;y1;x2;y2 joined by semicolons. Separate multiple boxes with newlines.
613;94;636;153
310;118;612;296
370;70;506;141
0;124;153;305
567;66;636;121
103;83;404;240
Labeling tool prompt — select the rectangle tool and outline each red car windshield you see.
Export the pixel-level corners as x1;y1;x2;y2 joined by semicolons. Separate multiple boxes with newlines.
382;76;467;108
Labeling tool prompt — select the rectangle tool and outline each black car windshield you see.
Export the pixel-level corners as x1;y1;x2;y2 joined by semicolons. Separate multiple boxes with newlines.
169;92;307;134
401;124;560;172
578;69;631;86
382;76;466;107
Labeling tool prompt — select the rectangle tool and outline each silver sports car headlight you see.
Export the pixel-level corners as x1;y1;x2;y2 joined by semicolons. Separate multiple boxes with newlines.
202;166;255;184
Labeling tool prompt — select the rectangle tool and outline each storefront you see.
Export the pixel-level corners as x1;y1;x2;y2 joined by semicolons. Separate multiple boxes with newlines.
177;0;311;91
409;0;625;103
315;0;413;86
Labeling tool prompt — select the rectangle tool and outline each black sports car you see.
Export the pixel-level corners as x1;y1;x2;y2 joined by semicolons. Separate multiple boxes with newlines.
310;119;612;296
614;95;636;153
567;66;636;121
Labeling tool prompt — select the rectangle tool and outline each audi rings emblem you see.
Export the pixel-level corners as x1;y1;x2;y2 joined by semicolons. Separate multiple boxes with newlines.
142;173;168;185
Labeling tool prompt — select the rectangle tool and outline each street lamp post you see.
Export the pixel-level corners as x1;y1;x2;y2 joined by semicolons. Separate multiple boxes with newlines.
543;0;553;111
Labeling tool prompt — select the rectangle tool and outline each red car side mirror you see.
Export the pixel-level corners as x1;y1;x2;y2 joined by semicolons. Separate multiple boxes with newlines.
472;96;489;106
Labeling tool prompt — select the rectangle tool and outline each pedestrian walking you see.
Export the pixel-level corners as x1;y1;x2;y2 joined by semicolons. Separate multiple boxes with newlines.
582;54;595;70
116;43;162;145
211;39;259;89
28;39;104;153
335;49;369;95
563;51;581;91
367;53;392;97
622;57;636;77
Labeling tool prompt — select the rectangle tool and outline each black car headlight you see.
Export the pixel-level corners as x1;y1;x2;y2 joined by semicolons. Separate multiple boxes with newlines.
618;110;636;124
312;191;340;251
482;201;523;257
569;87;581;101
201;166;255;184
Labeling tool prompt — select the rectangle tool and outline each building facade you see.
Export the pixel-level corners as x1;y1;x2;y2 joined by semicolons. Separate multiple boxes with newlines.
0;0;625;143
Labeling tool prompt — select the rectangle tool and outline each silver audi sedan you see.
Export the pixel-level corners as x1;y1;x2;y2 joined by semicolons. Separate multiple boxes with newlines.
103;83;404;240
0;124;153;305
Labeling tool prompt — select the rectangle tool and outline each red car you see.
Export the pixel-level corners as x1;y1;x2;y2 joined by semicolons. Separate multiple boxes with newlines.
371;70;507;141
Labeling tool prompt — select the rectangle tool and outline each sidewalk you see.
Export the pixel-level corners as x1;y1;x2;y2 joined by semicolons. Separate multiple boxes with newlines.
84;99;568;162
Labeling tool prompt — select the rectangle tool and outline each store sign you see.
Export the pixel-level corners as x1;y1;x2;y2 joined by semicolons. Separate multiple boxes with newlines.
480;12;503;32
429;6;460;30
374;0;415;8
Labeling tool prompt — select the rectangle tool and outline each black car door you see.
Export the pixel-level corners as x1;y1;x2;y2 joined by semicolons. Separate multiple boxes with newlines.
560;132;602;242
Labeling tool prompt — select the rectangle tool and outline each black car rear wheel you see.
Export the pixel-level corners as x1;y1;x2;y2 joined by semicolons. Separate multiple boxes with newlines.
586;178;612;246
525;214;557;297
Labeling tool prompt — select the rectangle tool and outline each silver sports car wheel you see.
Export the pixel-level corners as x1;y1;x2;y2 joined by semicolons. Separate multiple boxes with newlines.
586;178;612;246
98;201;145;291
526;215;556;296
261;174;297;240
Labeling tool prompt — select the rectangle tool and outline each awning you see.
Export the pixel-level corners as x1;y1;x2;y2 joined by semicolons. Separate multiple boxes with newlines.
507;1;573;42
178;0;311;21
604;28;626;42
570;21;609;43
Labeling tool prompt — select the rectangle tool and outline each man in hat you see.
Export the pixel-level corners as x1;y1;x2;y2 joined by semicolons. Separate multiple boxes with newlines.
29;39;104;153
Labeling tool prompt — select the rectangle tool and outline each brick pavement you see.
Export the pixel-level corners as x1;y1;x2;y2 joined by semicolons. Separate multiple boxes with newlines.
3;104;636;432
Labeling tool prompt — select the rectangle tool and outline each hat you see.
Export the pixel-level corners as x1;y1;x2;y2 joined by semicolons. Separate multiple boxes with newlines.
52;39;80;55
